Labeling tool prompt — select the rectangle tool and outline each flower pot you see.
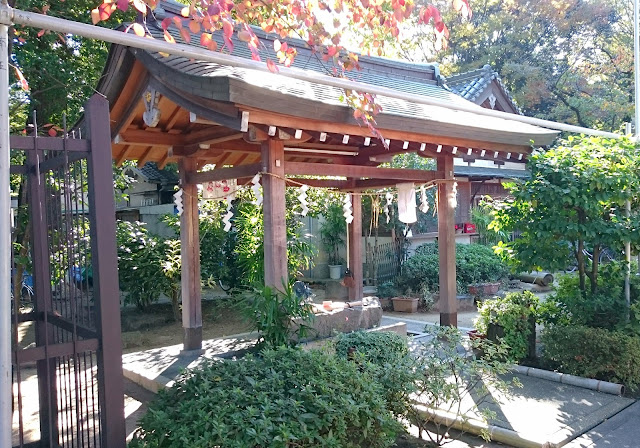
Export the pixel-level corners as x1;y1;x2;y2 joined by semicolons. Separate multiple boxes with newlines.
378;297;392;310
328;264;342;280
468;284;481;296
482;282;501;295
391;297;419;313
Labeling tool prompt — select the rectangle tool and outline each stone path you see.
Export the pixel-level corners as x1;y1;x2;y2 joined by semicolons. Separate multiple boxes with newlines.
565;401;640;448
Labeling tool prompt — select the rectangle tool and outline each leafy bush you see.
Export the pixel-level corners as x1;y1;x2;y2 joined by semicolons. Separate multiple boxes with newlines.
407;326;517;446
242;282;315;347
335;331;413;416
542;325;640;391
376;281;399;299
542;267;628;329
129;347;401;448
401;243;509;292
476;291;539;362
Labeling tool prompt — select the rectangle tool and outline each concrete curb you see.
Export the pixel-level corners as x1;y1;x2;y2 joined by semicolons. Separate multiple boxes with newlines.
512;365;625;396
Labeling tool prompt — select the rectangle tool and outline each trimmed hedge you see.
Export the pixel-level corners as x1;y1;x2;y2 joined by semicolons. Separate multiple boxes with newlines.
542;325;640;391
401;243;509;292
130;347;401;448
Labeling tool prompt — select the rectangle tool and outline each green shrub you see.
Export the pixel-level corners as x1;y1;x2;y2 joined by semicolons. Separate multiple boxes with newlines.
542;268;628;329
242;282;315;347
129;347;401;448
476;291;539;362
334;331;413;416
401;243;509;292
376;281;399;299
542;325;640;391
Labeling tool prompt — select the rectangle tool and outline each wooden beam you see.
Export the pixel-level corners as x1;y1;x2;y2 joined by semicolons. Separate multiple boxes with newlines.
115;145;134;167
348;192;363;301
285;178;349;189
262;139;288;287
10;136;89;152
119;129;184;146
186;163;262;184
244;108;533;154
157;150;170;169
179;158;203;350
285;161;440;181
137;146;154;168
438;156;457;327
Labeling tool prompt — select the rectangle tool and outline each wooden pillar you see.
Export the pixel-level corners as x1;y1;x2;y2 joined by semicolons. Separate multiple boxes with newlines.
438;156;457;327
456;180;472;224
179;158;202;350
348;193;363;301
261;139;288;288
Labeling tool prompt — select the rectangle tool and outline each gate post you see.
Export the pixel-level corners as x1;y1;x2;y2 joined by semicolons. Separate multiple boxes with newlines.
85;94;126;447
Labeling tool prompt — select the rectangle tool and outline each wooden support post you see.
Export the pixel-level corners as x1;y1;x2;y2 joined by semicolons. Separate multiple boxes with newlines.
262;139;288;288
348;193;363;301
438;156;457;327
179;158;202;350
456;181;472;224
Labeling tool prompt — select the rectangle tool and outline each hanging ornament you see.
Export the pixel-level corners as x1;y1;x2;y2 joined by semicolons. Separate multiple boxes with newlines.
419;185;429;214
343;193;354;224
384;191;393;224
173;189;184;216
251;173;263;206
222;195;234;232
297;184;309;216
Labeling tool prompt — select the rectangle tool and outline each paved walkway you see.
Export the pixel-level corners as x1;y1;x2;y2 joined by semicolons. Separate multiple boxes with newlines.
565;401;640;448
122;320;636;448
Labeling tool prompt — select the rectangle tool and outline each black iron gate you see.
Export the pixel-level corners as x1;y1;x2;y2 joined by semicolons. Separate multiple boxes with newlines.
11;95;125;447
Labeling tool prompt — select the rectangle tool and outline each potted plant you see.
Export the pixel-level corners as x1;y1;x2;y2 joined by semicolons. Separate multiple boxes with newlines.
376;281;398;310
391;287;419;313
320;203;346;280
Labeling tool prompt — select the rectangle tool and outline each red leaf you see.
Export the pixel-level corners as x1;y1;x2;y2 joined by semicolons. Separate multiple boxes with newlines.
180;27;191;43
266;59;278;73
116;0;128;12
48;128;58;137
37;29;45;38
238;30;251;42
200;32;212;47
222;20;233;39
327;46;338;57
97;4;112;22
188;20;200;34
173;17;183;28
161;17;171;30
207;4;220;16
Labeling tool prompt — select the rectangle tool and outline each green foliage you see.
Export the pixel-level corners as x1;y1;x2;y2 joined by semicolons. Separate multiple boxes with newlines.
407;326;518;445
242;282;315;347
470;202;508;247
541;269;628;330
491;136;640;296
476;291;539;362
320;202;346;265
401;243;509;292
116;220;181;320
376;281;400;299
129;347;401;448
334;331;413;416
542;326;640;391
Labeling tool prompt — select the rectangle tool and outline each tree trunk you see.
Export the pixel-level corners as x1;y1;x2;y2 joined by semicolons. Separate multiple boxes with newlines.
590;245;600;294
576;239;586;294
171;287;181;322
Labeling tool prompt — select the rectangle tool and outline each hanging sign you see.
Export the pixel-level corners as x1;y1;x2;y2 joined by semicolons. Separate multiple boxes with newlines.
202;179;237;199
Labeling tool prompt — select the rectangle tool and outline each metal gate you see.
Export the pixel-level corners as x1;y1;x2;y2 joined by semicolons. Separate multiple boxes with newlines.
10;95;125;447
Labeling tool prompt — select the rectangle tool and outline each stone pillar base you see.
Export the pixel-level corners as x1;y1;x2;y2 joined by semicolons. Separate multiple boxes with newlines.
440;312;458;327
183;326;202;351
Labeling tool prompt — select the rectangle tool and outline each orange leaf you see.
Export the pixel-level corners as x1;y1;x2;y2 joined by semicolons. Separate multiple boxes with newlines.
188;20;201;34
266;59;278;73
14;66;29;92
48;128;57;137
180;27;191;43
238;30;251;42
163;30;176;44
91;8;100;24
37;29;45;38
132;23;145;37
222;20;233;38
200;32;212;47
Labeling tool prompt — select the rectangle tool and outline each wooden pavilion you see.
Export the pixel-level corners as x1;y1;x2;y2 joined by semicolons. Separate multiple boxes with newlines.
98;0;558;350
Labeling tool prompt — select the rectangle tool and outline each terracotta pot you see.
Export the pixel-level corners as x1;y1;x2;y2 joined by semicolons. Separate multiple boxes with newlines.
482;282;501;295
378;297;392;310
391;297;419;313
467;329;486;341
468;285;481;296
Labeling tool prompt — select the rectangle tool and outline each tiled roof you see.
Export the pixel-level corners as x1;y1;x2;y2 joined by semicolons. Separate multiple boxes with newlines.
445;65;521;114
454;165;530;179
136;162;179;184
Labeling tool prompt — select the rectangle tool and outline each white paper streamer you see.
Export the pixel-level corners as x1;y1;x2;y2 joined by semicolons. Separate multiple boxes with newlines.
251;173;263;206
173;189;183;216
419;185;429;213
384;191;393;224
343;194;354;224
222;195;234;232
298;184;309;216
